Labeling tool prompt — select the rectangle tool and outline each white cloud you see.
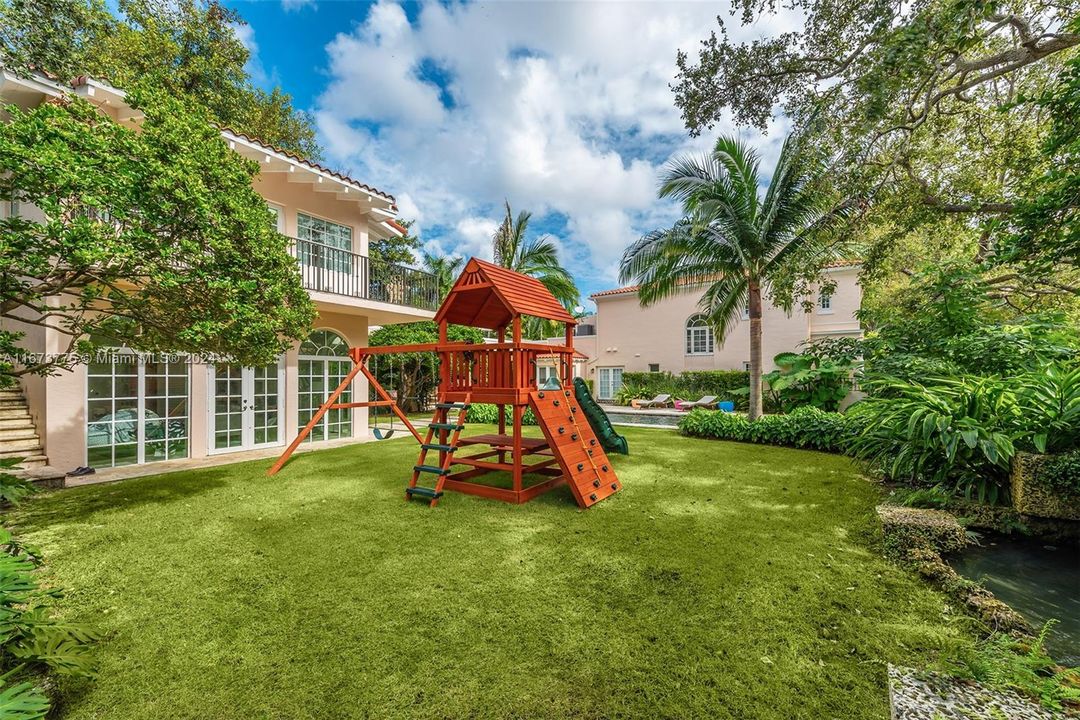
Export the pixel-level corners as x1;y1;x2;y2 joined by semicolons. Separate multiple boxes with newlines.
313;0;797;291
281;0;315;12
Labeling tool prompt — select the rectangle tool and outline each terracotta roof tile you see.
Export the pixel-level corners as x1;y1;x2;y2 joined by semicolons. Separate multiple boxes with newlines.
220;127;397;207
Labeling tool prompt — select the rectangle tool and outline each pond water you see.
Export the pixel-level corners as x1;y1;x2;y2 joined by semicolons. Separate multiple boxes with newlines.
950;535;1080;665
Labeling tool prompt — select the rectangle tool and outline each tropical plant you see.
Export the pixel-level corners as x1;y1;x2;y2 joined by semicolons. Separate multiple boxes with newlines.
1015;365;1080;454
0;466;99;719
846;377;1022;503
0;460;34;507
621;133;849;419
762;346;856;412
491;200;579;338
422;253;464;301
613;384;649;406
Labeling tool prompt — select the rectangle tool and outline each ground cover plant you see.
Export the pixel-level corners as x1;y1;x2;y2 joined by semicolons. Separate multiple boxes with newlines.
9;426;974;719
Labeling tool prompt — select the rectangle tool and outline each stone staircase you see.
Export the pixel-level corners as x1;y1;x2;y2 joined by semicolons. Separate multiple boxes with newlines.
0;388;47;469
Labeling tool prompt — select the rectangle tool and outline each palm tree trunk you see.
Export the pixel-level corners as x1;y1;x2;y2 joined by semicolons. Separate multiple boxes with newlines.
748;280;764;420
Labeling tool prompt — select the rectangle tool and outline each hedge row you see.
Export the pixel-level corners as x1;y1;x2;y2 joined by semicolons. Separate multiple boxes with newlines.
620;370;763;411
677;406;866;453
465;403;539;425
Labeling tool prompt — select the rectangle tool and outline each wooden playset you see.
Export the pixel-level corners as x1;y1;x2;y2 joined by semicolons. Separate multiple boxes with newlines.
268;258;627;509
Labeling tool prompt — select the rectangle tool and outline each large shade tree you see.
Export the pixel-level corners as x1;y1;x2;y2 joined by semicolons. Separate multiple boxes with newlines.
673;0;1080;305
0;0;320;159
620;134;847;419
0;91;316;386
491;200;579;338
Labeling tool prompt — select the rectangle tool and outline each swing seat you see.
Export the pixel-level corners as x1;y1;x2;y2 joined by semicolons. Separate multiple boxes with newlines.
373;427;395;440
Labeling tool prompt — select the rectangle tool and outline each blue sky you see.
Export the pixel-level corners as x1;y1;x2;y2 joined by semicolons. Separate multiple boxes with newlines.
224;1;792;306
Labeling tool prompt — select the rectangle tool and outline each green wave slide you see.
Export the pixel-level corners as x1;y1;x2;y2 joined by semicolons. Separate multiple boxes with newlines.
573;377;629;455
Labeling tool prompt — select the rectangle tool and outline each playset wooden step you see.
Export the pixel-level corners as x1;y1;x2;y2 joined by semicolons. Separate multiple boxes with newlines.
529;388;621;508
407;393;472;506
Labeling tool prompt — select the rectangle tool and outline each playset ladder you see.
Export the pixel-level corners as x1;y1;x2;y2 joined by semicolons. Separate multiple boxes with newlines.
406;394;472;507
529;388;621;508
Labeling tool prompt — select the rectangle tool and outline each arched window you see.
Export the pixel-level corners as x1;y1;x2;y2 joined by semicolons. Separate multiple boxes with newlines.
300;329;350;357
685;314;714;355
298;329;352;442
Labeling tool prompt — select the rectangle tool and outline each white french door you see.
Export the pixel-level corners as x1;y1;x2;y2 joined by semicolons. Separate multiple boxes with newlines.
208;360;285;453
597;367;623;401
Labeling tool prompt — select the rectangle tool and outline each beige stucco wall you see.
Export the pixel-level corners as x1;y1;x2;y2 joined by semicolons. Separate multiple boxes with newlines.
585;267;862;383
255;172;370;256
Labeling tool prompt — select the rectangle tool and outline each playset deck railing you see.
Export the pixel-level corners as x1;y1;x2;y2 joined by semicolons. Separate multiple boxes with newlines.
440;342;574;402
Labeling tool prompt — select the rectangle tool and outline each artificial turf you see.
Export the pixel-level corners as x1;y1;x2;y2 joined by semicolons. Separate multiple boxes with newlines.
11;426;975;719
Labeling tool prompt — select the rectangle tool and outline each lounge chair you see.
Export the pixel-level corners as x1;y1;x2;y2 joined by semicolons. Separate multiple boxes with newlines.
631;394;673;409
676;395;719;411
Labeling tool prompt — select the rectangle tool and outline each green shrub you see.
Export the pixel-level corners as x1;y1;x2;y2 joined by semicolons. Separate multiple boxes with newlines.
762;342;858;412
613;383;649;405
845;376;1019;504
679;406;860;453
0;459;35;505
465;404;537;426
1038;449;1080;496
848;365;1080;504
0;462;99;719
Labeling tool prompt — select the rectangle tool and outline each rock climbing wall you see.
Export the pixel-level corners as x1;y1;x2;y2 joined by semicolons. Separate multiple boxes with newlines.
529;388;622;508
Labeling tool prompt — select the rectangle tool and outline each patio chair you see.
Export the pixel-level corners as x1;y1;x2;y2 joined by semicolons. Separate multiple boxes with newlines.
631;394;673;409
676;395;719;411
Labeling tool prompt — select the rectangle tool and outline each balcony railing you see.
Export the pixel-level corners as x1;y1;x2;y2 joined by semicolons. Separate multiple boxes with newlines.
290;238;439;311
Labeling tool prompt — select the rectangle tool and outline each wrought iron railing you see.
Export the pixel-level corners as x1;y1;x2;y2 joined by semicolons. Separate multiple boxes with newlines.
290;238;439;311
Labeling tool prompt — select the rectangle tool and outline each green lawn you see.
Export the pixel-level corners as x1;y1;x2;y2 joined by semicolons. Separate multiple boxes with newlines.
13;426;974;719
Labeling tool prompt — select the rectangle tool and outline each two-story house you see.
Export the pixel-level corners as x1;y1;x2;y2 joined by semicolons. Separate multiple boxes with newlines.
579;262;862;400
0;69;436;474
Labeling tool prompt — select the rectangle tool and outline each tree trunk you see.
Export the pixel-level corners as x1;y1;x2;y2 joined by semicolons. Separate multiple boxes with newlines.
748;280;764;421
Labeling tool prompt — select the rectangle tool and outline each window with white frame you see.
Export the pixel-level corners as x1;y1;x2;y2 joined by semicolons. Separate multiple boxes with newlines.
598;367;623;400
741;304;749;320
685;314;714;355
818;289;833;314
297;212;353;273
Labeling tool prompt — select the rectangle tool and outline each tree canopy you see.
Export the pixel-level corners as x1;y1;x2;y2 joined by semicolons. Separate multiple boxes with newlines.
0;0;320;159
0;91;316;385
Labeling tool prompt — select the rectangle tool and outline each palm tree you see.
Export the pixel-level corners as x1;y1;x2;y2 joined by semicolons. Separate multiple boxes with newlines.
422;252;463;301
620;134;846;419
492;200;580;337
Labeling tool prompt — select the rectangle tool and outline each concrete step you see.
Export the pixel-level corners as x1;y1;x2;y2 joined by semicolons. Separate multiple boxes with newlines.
0;428;39;442
0;438;44;454
0;417;35;430
0;408;31;420
0;390;24;400
11;454;47;469
0;399;29;409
